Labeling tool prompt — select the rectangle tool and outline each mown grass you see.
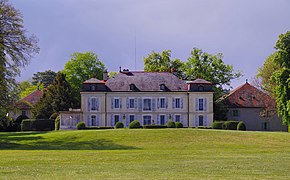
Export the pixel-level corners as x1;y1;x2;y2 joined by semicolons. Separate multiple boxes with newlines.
0;129;289;179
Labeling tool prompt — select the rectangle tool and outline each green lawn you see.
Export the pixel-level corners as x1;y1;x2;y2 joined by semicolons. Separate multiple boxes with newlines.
0;129;289;179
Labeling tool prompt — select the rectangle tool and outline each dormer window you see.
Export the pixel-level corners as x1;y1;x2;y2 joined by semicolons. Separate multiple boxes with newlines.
198;85;204;92
160;84;166;91
130;84;135;91
91;85;96;91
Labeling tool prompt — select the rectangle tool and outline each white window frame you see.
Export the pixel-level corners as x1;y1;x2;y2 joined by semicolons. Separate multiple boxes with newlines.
113;97;121;109
114;114;120;124
90;97;98;112
196;97;206;112
90;114;99;126
159;114;166;125
175;114;181;122
142;114;152;125
129;114;135;123
159;97;166;109
129;98;135;109
142;97;152;112
175;97;181;109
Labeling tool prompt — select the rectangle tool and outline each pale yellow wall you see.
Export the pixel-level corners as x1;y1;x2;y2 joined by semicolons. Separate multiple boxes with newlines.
80;91;214;128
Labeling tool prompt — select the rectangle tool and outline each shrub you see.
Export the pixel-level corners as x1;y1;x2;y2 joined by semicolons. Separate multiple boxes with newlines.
21;119;55;131
55;115;60;130
85;126;114;130
49;112;59;120
115;122;124;129
222;121;239;130
212;121;225;129
237;121;246;131
175;122;183;128
76;122;86;130
196;126;212;129
143;125;167;129
167;120;176;128
129;120;141;129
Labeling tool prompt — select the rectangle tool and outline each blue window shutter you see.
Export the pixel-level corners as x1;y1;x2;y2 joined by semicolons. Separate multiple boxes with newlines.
126;98;129;109
96;98;99;111
111;98;114;109
96;115;100;126
134;115;137;121
152;99;156;111
196;98;199;111
120;98;122;109
165;114;168;124
88;98;91;111
195;115;199;126
181;98;183;109
172;98;175;109
157;98;160;109
138;98;142;111
111;114;114;126
157;115;160;125
203;98;207;111
166;98;168;109
126;115;129;127
180;115;183;124
204;115;207;126
134;98;137;109
172;114;175;122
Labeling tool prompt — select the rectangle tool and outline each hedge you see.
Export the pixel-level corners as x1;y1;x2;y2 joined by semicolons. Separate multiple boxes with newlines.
55;116;60;130
237;121;246;131
21;119;55;131
115;122;124;129
85;126;114;130
129;120;141;129
222;121;240;130
167;120;176;128
143;125;167;129
175;122;183;128
212;121;225;129
76;122;86;130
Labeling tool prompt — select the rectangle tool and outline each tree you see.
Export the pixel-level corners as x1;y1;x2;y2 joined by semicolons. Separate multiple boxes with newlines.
144;50;185;79
32;70;57;87
32;72;75;119
20;83;44;98
184;48;242;87
271;31;290;125
63;52;105;106
19;80;32;92
256;52;280;96
0;0;39;119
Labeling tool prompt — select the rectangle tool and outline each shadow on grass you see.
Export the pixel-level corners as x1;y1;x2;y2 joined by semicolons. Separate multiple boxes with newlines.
0;132;138;150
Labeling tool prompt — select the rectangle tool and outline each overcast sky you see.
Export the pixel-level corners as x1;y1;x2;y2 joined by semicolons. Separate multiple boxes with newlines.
10;0;290;88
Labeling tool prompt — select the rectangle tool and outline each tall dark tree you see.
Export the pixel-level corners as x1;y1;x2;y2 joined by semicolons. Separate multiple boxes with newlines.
0;0;39;119
32;72;74;119
32;70;57;87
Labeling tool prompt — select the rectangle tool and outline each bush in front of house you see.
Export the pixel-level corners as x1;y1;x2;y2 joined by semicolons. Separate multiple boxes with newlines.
76;122;86;130
167;120;176;128
237;121;246;131
212;121;225;129
55;115;60;130
143;125;167;129
129;120;141;129
175;122;183;128
21;119;55;131
222;121;239;130
49;112;59;120
115;122;124;129
85;126;114;130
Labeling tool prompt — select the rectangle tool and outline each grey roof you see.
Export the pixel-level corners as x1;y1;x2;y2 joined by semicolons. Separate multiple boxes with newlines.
83;78;105;84
187;78;212;84
105;71;187;91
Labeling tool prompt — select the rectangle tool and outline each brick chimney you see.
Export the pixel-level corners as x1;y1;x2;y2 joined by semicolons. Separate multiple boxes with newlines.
103;69;108;81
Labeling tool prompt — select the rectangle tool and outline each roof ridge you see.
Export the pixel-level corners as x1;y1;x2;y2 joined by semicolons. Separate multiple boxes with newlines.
21;89;42;101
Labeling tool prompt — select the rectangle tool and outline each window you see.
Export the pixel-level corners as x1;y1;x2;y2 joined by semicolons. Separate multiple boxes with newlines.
199;115;204;126
198;85;204;91
114;98;121;109
91;98;98;111
262;122;268;130
130;84;135;91
114;115;120;125
175;115;181;122
199;99;204;111
160;84;166;91
160;98;166;109
143;115;151;125
129;115;135;123
91;115;97;126
129;98;135;109
143;98;152;111
233;110;240;117
175;98;181;108
21;111;26;116
160;115;165;125
91;85;96;91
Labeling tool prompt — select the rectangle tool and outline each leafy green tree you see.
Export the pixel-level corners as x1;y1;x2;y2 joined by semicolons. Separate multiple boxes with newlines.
63;52;105;106
32;70;57;87
19;80;32;92
20;83;44;98
144;50;185;79
32;72;74;119
271;31;290;125
0;0;39;118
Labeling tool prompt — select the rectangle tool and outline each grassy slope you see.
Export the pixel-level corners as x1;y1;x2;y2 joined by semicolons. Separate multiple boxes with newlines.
0;129;289;179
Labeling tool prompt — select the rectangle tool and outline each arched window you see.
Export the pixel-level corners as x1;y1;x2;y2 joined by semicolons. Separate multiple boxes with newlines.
160;84;166;91
91;115;97;126
198;85;204;91
129;84;135;91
